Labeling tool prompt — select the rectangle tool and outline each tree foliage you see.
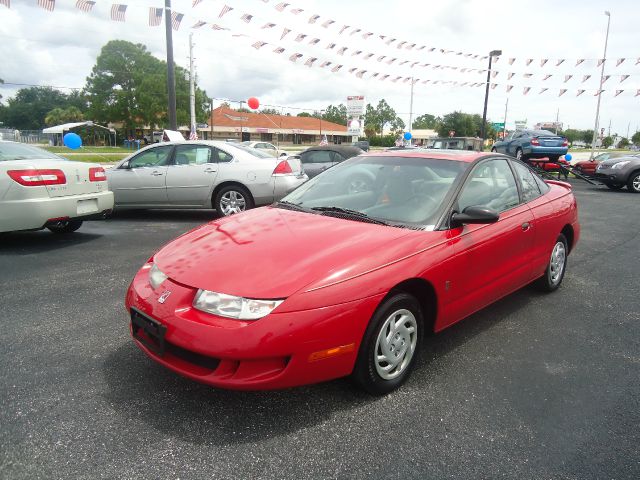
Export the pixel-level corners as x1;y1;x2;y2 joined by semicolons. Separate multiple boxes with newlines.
260;108;280;115
322;104;347;125
362;99;404;137
436;111;494;138
632;131;640;145
45;106;84;126
85;40;208;133
0;86;82;130
412;113;439;130
618;137;630;148
602;136;614;148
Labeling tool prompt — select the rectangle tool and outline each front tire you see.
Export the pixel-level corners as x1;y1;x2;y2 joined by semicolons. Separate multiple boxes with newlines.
352;292;423;395
491;147;497;153
214;185;254;217
534;234;568;292
515;148;524;161
46;219;83;234
627;171;640;193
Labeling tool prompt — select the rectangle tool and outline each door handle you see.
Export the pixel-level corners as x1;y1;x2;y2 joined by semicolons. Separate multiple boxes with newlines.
521;222;531;231
204;168;217;173
151;171;164;176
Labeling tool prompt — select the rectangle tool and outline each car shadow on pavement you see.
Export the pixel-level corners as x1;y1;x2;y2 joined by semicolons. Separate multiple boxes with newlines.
107;209;219;223
102;287;543;447
0;231;102;255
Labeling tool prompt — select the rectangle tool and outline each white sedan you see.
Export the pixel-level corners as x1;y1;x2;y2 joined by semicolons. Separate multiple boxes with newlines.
240;141;288;158
0;141;114;233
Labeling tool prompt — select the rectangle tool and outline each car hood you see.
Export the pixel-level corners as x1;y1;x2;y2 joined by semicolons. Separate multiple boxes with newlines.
154;206;422;298
599;157;638;168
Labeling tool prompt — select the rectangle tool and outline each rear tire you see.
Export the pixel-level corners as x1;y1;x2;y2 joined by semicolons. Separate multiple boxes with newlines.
534;234;568;292
46;219;83;234
214;185;254;217
606;183;624;191
627;171;640;193
515;148;524;161
352;292;423;395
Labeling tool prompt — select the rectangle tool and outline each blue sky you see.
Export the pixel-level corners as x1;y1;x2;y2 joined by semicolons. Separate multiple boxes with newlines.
1;0;639;135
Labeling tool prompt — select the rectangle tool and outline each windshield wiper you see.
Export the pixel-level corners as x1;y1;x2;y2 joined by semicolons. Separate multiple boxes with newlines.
310;206;389;225
275;200;308;212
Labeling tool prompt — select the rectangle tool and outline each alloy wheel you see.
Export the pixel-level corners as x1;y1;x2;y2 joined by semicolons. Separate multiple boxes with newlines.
220;190;247;215
374;309;418;380
549;241;566;286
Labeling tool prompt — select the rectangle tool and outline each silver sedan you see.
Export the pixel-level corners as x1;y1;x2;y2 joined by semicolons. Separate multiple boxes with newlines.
107;141;307;216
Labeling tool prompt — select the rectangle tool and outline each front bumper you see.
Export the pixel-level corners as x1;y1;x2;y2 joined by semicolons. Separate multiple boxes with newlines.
125;263;383;390
0;190;114;233
594;168;626;184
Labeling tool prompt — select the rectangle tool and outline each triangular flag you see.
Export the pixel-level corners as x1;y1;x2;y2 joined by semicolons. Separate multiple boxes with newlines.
523;87;531;95
556;59;565;66
506;85;514;92
321;19;335;28
304;57;318;67
339;25;350;34
280;28;291;40
543;75;552;81
616;58;625;67
559;89;567;97
508;72;515;80
261;23;276;29
635;89;640;97
582;75;591;83
526;59;533;66
575;59;585;66
564;75;572;83
218;5;232;18
620;75;629;83
602;75;610;83
539;88;548;94
576;90;585;97
492;71;498;78
597;59;605;67
540;59;548;67
491;83;497;89
594;89;604;96
509;58;515;65
615;90;624;97
308;14;320;24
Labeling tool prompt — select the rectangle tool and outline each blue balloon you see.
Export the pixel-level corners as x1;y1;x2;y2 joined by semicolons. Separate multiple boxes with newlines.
564;154;572;161
63;132;82;150
403;131;412;141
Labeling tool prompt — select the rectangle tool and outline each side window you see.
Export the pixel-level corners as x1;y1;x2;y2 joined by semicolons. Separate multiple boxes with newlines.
127;146;173;168
212;147;233;163
173;145;212;166
458;159;519;213
255;143;266;149
332;152;345;163
266;144;277;151
511;161;541;202
306;151;334;163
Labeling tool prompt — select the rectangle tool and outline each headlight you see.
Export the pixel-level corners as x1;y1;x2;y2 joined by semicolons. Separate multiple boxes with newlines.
611;161;630;170
193;289;283;320
149;263;168;290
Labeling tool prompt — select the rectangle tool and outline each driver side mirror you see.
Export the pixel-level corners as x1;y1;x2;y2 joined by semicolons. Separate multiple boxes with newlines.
451;206;499;228
120;160;131;169
279;152;288;157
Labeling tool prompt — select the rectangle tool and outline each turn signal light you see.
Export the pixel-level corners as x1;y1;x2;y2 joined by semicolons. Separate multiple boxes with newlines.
7;169;66;186
89;167;107;182
308;343;355;362
272;160;293;175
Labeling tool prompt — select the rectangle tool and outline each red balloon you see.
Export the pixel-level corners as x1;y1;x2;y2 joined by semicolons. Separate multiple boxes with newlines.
247;97;260;110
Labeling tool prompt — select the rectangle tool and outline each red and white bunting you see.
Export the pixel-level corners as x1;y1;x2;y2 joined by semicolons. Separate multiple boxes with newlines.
171;12;183;30
294;33;306;41
559;89;567;97
211;24;228;30
280;28;291;40
261;22;276;29
597;59;605;67
564;75;572;83
192;20;206;29
491;71;498;78
111;4;126;22
556;59;565;66
616;58;625;67
349;67;358;74
305;57;318;67
218;5;232;18
577;90;585;97
240;14;253;23
149;7;162;26
523;87;531;95
380;74;390;80
615;90;624;97
377;55;386;62
309;38;320;45
339;25;350;34
350;28;362;36
636;89;640;97
353;50;363;57
273;47;285;54
506;85;514;92
290;8;303;15
252;41;267;49
289;53;302;62
491;83;497;89
326;43;336;49
620;75;629;83
602;75;610;83
508;73;515;80
539;88;548;94
308;14;320;24
540;59;548;67
337;47;347;55
192;0;203;7
542;75;552;81
385;38;396;45
331;65;343;73
274;2;289;12
319;61;331;68
38;0;55;12
594;89;604;96
1;0;10;9
397;41;407;49
76;1;95;13
321;19;335;28
526;59;533;66
582;75;591;83
576;59;585;66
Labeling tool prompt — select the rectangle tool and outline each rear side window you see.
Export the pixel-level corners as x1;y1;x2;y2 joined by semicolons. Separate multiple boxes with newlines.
302;151;333;164
212;147;233;163
511;161;541;202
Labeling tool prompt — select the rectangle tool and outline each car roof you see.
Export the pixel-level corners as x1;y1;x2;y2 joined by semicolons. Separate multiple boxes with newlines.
365;149;488;163
303;145;364;154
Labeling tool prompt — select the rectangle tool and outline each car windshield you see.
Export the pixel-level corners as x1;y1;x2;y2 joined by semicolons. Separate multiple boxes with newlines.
282;155;467;226
231;144;273;158
240;141;252;146
0;142;64;162
531;130;556;137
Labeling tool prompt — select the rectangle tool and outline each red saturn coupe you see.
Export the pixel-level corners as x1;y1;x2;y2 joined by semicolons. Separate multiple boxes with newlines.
126;151;579;395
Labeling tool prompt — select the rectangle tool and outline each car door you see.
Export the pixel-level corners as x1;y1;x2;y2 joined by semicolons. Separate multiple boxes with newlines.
442;158;535;326
300;150;334;178
506;132;522;156
165;144;218;206
108;145;173;206
495;132;513;154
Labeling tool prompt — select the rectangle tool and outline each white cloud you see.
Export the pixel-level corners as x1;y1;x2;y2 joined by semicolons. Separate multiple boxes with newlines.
1;0;639;135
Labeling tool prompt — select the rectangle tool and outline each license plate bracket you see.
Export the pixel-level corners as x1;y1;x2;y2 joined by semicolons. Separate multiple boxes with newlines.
131;308;167;356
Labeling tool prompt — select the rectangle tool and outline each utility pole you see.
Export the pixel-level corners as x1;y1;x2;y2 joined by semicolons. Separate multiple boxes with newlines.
590;11;611;159
503;97;509;140
555;107;559;134
607;118;611;138
189;33;196;137
481;50;502;143
164;0;177;130
408;77;415;144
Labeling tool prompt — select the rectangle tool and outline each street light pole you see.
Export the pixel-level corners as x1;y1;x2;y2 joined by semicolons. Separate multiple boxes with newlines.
480;50;502;145
590;11;611;160
164;0;177;130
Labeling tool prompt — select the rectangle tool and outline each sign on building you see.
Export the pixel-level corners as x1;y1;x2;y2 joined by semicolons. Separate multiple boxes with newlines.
347;96;365;117
514;120;527;130
347;118;363;136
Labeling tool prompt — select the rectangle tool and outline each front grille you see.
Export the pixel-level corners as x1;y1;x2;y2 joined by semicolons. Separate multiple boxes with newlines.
164;340;221;370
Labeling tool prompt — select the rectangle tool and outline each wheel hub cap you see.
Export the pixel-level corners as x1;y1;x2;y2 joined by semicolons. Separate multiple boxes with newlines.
220;191;246;215
549;242;566;285
374;309;418;380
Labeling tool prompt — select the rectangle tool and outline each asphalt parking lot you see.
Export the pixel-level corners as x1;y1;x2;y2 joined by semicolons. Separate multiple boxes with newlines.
1;180;639;480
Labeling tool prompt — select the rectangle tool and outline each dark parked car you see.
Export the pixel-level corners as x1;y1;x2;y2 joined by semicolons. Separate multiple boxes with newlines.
594;155;640;192
574;152;640;176
297;145;364;178
352;140;370;151
492;130;568;162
